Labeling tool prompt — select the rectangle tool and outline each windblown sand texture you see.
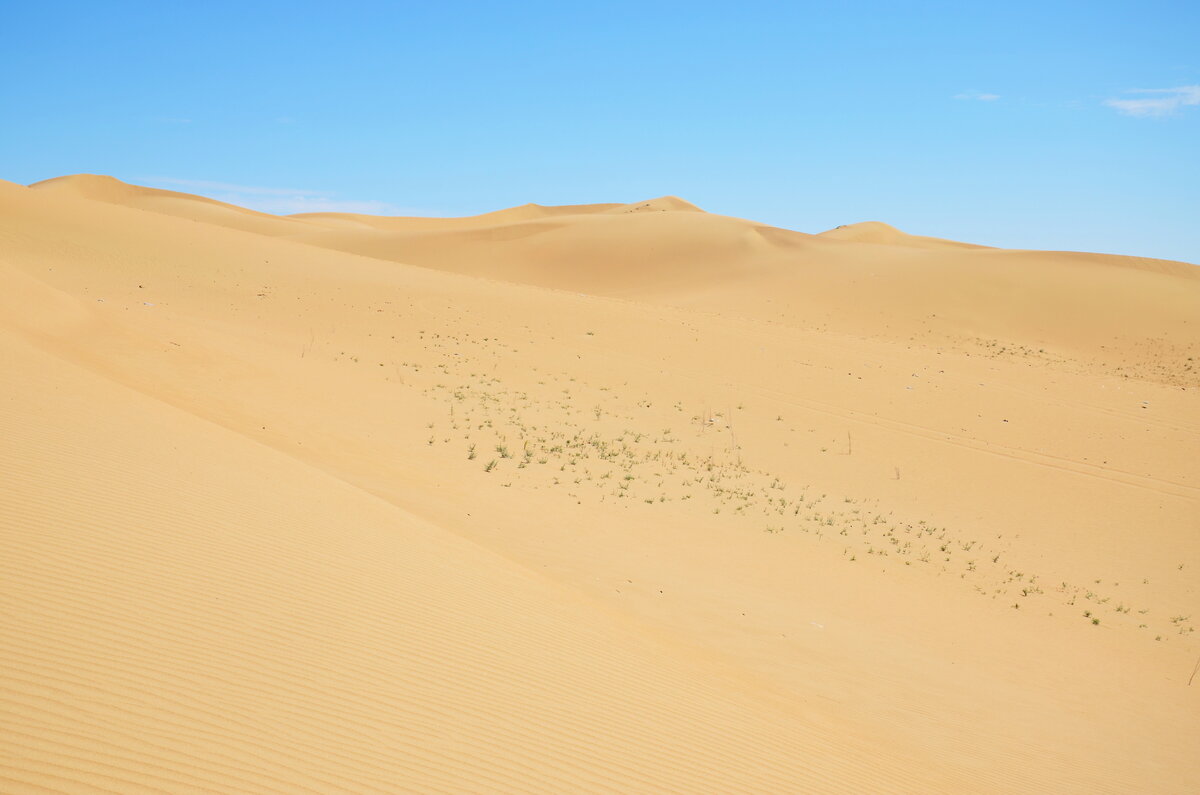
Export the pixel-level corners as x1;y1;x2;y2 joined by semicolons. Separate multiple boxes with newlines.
2;174;1198;792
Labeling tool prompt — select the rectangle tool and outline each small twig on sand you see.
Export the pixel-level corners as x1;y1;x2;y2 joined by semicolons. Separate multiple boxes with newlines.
728;405;740;464
1189;653;1200;686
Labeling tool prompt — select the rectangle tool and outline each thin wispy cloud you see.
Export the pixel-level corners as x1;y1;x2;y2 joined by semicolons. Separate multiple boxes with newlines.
1103;85;1200;117
954;91;1000;102
143;177;409;215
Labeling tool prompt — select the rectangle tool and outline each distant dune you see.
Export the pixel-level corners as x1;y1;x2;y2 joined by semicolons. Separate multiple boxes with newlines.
30;173;312;237
294;194;705;229
2;175;1198;792
817;220;992;249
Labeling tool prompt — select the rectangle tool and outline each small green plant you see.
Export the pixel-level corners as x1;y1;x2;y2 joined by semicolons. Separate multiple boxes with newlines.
484;459;498;472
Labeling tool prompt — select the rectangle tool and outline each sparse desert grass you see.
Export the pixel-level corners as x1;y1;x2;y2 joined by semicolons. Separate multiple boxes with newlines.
379;322;1199;646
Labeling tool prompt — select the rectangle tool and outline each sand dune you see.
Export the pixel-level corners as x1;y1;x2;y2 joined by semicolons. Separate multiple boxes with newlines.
293;195;704;230
30;174;314;237
816;220;991;249
217;177;1199;377
281;192;1198;385
2;176;1198;792
0;309;857;792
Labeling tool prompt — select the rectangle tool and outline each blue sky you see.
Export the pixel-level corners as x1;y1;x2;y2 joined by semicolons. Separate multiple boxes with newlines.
2;1;1197;263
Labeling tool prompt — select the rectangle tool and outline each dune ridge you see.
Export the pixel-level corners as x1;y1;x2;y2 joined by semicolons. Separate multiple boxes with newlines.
815;220;990;249
43;174;1196;386
30;174;314;237
2;175;1197;792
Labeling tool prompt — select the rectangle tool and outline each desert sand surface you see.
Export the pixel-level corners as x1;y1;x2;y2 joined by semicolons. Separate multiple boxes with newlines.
2;174;1198;792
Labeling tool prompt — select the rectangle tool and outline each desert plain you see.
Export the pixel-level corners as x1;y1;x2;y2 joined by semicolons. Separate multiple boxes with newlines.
1;174;1198;792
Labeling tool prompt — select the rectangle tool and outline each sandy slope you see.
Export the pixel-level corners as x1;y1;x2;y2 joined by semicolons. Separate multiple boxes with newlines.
2;175;1198;792
29;174;313;238
816;220;991;249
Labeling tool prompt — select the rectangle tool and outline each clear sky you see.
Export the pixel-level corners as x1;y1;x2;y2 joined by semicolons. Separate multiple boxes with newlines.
3;1;1197;263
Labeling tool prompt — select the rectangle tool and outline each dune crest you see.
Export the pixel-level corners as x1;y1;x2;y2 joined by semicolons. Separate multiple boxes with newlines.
31;173;313;236
818;220;990;250
604;195;705;213
292;194;704;231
